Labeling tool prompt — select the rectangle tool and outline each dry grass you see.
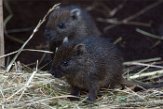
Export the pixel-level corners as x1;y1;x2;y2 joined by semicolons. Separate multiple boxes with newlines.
2;1;163;109
0;58;163;109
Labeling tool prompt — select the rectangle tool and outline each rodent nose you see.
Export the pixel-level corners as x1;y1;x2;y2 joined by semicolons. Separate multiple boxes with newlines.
44;29;55;41
44;29;56;41
50;68;64;78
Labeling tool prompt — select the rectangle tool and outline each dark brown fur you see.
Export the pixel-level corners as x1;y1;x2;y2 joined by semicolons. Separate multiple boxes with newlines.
44;5;101;51
50;36;163;102
50;36;124;102
44;5;101;70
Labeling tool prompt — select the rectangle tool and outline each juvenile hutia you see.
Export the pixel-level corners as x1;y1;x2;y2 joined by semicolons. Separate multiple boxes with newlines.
44;5;101;52
50;36;124;102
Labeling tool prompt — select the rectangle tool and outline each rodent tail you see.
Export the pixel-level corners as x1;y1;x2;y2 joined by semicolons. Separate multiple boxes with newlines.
135;81;163;89
122;79;163;91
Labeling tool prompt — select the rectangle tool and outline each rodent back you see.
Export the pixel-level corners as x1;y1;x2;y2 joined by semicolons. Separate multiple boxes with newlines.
51;36;124;89
53;36;123;75
44;5;101;43
69;36;122;62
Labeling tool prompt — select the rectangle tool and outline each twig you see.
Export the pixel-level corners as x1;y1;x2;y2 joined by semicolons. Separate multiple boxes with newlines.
6;61;46;101
109;1;126;17
6;3;60;72
4;0;24;44
6;27;34;34
113;37;122;44
124;1;163;22
23;49;53;54
27;95;76;105
115;88;145;100
97;18;151;27
136;62;156;76
0;87;5;109
124;62;163;69
136;28;163;40
151;40;161;48
119;100;163;107
104;0;163;31
129;70;163;80
18;60;39;100
87;0;126;17
4;0;13;26
11;95;76;107
124;57;161;64
0;49;53;59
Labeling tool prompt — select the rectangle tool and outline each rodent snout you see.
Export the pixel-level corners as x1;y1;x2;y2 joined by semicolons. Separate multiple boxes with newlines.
44;29;56;41
49;66;64;78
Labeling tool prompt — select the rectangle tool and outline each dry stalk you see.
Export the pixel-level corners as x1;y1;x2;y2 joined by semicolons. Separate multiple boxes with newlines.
18;61;39;101
129;70;163;80
120;99;163;107
6;61;39;101
0;49;53;60
115;88;145;100
124;57;161;64
136;28;163;40
124;62;163;69
104;0;163;31
6;3;60;72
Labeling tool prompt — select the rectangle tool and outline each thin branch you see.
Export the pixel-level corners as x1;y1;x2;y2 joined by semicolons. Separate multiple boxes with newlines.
97;18;151;27
6;3;60;72
0;49;53;59
18;60;39;101
129;70;163;80
104;0;163;31
6;27;33;34
124;57;161;64
124;62;163;69
136;28;163;40
120;100;163;107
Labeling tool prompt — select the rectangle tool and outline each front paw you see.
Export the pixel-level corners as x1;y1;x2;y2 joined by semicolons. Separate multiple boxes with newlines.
86;96;96;103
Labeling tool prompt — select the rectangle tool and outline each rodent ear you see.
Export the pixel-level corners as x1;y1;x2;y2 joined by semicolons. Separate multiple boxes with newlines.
70;8;81;20
55;47;58;53
63;37;68;44
74;43;86;55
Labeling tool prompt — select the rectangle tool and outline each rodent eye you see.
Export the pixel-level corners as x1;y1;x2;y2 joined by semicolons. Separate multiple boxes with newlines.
62;60;69;67
57;23;66;29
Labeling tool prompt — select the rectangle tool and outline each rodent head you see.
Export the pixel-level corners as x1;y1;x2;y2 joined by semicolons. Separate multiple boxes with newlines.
50;39;87;78
44;7;82;44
